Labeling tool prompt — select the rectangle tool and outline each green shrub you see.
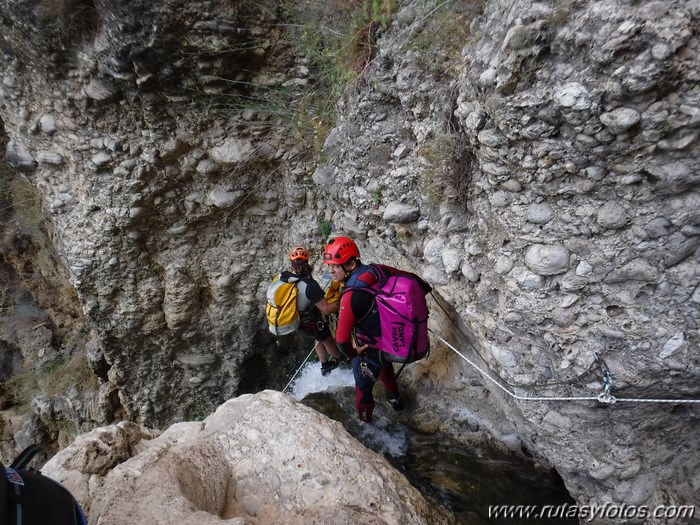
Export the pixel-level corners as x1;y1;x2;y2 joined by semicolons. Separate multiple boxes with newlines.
317;216;333;243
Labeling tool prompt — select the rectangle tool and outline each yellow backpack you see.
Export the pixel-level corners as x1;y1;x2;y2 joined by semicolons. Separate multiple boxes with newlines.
266;274;300;335
324;279;343;304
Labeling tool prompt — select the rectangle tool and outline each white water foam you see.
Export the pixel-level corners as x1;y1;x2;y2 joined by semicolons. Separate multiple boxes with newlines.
288;361;355;400
359;420;408;458
288;360;408;458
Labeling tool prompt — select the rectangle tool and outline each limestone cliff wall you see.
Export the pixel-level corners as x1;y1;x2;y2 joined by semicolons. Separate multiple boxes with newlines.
320;0;700;512
1;0;311;426
0;0;698;516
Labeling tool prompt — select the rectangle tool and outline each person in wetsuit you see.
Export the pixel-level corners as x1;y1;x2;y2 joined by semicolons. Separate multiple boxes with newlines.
323;236;404;423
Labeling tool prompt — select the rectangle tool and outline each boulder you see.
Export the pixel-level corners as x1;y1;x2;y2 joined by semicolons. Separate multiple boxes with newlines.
43;391;453;525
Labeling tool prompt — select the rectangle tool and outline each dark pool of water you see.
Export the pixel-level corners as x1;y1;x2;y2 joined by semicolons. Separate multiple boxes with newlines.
302;392;576;525
396;432;577;524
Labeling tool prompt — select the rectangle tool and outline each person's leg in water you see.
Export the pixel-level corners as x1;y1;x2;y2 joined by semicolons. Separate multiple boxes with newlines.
378;361;404;411
317;340;340;375
352;353;384;423
316;320;342;375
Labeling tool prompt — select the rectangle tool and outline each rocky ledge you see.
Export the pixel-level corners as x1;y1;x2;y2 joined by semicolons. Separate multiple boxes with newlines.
42;390;455;525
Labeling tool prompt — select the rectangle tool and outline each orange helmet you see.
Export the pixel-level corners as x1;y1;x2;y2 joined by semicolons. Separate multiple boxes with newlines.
289;246;309;261
323;237;360;264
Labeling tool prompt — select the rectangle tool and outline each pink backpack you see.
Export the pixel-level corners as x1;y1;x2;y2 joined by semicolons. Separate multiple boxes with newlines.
349;265;431;364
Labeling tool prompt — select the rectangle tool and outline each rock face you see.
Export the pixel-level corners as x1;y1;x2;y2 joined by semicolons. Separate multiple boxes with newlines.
43;390;453;525
0;0;699;519
0;0;310;427
305;0;700;515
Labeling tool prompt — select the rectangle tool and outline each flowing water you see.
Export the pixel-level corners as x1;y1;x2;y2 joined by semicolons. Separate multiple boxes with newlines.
289;362;576;524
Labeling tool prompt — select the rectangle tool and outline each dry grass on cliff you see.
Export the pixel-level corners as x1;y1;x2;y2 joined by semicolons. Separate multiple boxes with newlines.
259;0;399;154
5;346;96;412
0;174;44;242
0;164;94;428
419;132;474;206
192;0;399;156
403;0;485;80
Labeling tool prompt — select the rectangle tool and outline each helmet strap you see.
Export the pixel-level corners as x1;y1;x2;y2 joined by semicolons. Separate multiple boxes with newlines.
341;258;358;278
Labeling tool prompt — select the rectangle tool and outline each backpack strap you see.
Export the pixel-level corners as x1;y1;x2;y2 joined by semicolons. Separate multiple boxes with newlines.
10;444;44;471
5;444;44;525
281;274;300;284
367;263;389;285
340;264;386;335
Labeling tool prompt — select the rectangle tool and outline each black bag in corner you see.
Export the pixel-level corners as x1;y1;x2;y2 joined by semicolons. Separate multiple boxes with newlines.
2;444;87;525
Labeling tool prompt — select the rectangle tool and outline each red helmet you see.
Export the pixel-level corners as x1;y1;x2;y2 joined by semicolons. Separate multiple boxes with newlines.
323;237;360;264
289;246;309;261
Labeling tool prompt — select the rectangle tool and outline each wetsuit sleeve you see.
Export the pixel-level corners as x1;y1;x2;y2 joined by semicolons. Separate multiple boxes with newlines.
304;278;325;304
335;291;358;359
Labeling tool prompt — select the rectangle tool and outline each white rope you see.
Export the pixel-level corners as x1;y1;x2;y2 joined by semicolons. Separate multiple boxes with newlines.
434;333;598;402
435;333;700;404
282;346;315;394
611;397;700;404
280;270;336;394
